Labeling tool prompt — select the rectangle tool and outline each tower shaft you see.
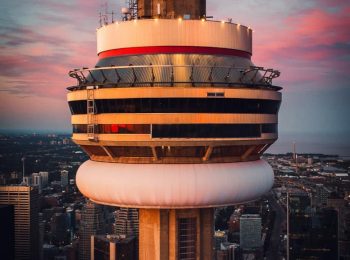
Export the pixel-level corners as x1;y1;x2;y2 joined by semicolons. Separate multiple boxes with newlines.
139;208;214;260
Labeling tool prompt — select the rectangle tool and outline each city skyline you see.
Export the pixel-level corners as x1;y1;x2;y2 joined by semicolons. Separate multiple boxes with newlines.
0;0;349;138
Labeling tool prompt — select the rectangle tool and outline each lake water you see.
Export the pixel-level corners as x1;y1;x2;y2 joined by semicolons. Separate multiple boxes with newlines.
266;132;350;157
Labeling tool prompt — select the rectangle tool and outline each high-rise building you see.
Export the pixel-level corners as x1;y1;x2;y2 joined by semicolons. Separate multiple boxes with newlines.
316;184;329;205
114;208;139;236
214;231;228;260
23;176;31;185
67;1;282;258
43;207;66;222
61;170;69;186
0;174;7;184
32;173;43;193
79;202;108;260
327;196;348;258
39;213;43;260
10;171;22;184
52;213;68;245
0;204;15;259
239;214;261;250
0;185;40;260
91;234;135;260
289;194;338;259
114;207;139;258
39;172;49;189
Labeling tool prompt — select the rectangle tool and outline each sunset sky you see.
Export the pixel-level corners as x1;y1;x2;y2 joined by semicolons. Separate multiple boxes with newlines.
0;0;349;137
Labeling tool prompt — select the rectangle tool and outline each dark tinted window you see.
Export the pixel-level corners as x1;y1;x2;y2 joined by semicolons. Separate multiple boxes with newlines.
262;124;278;133
152;124;261;138
69;98;281;115
73;124;151;134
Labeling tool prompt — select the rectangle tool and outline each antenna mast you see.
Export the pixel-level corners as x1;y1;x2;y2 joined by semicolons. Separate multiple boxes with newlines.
125;0;138;20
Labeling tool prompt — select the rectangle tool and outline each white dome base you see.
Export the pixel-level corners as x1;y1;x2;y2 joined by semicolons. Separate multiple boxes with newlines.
76;159;274;208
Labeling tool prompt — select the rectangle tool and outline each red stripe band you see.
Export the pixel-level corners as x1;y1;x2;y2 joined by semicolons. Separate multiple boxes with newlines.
98;46;252;60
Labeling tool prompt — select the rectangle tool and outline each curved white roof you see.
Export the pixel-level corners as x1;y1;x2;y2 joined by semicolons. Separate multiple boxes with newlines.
76;159;274;208
97;19;252;55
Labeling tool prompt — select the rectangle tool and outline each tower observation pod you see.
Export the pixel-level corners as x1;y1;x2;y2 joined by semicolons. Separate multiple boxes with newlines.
67;0;281;259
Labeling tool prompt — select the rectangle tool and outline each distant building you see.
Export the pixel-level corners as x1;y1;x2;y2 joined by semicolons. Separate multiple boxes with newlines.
114;208;139;236
0;185;40;260
61;170;69;186
327;196;349;259
39;213;43;260
217;242;240;260
289;194;338;259
32;173;43;193
39;172;49;188
52;213;68;245
23;176;31;185
0;174;7;184
240;214;261;250
316;184;329;205
43;207;65;222
114;207;139;258
79;202;109;260
10;171;22;184
214;231;228;260
91;234;135;260
308;157;313;165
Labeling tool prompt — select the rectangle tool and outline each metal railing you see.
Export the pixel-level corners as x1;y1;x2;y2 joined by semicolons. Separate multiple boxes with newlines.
68;64;281;91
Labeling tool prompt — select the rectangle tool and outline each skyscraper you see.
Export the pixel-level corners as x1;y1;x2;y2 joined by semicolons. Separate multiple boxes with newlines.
239;214;261;250
79;202;108;260
39;171;49;189
327;196;348;259
32;173;43;193
289;194;338;259
39;213;43;260
0;185;40;260
67;0;281;258
23;176;31;185
51;213;68;245
316;184;329;205
114;208;139;236
61;170;69;186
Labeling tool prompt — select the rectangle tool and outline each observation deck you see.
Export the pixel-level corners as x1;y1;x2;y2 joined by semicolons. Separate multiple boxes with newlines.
69;4;282;258
68;19;281;165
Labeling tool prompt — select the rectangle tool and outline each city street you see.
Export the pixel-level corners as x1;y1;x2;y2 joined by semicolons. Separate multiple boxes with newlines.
266;191;287;260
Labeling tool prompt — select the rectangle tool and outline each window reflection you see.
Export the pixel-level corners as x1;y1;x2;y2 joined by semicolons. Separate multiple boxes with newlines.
69;98;281;115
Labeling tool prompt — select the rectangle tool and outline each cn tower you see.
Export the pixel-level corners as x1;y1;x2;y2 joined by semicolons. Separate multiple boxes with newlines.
67;0;281;259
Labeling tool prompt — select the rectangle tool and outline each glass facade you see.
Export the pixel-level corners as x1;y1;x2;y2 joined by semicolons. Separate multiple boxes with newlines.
73;124;151;134
289;194;338;259
152;124;261;138
73;124;278;137
69;98;281;115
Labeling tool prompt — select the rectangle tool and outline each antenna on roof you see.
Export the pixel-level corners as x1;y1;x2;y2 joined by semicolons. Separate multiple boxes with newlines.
102;3;108;25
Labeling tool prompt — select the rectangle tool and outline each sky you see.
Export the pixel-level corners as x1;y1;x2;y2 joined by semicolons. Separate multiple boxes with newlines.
0;0;349;139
